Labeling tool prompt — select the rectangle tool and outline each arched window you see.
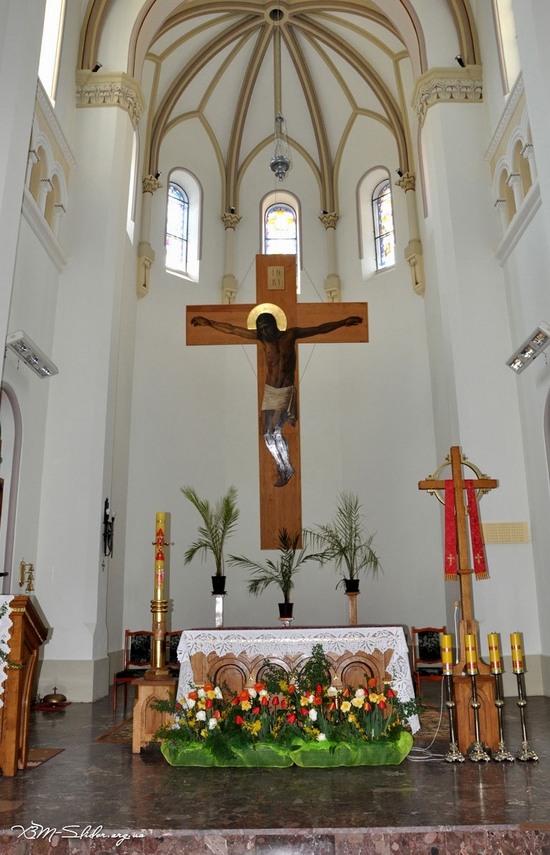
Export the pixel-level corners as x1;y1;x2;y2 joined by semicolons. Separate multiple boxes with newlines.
39;0;67;104
166;182;189;272
264;203;297;255
372;179;395;270
165;170;202;281
492;0;520;95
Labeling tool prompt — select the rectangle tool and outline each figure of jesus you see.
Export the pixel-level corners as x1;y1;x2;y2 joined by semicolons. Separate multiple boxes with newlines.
191;312;363;487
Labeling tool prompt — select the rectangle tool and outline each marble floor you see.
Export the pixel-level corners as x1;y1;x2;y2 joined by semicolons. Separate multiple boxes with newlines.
0;683;549;854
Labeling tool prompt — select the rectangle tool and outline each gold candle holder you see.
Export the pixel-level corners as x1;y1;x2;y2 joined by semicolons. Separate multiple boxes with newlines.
146;512;170;679
441;633;464;763
510;632;538;761
488;632;514;762
465;633;490;762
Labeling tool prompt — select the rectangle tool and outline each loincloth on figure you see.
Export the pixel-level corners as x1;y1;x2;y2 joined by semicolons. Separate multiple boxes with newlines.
261;384;297;425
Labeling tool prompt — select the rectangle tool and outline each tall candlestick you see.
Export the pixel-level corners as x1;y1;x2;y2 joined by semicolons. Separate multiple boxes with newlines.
441;633;453;674
465;633;478;675
488;632;502;674
510;632;523;673
155;512;166;599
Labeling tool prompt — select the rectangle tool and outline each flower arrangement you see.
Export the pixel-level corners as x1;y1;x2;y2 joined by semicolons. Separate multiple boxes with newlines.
154;645;417;767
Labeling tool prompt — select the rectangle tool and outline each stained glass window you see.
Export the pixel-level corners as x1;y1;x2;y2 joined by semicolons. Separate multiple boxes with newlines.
166;183;189;271
372;180;395;270
265;204;297;255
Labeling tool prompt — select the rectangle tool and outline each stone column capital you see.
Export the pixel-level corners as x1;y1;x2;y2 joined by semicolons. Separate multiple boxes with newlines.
319;211;339;229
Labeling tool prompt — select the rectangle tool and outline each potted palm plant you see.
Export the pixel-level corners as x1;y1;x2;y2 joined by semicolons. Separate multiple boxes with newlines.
229;529;316;621
181;485;239;595
307;492;381;594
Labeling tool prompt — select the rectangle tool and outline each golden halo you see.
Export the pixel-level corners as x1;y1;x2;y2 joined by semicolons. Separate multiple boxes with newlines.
247;303;287;330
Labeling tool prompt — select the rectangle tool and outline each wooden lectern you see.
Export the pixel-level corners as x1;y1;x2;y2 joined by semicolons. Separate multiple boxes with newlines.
0;595;48;776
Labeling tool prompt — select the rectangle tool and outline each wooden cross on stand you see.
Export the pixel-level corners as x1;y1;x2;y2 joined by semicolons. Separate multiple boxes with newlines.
186;254;368;549
418;446;498;674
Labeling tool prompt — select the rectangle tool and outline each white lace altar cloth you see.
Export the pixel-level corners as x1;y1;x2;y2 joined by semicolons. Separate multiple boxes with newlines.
177;625;419;732
0;595;14;709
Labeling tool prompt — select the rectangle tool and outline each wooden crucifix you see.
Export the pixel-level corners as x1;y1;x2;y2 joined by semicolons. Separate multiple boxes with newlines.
418;446;498;674
186;255;368;549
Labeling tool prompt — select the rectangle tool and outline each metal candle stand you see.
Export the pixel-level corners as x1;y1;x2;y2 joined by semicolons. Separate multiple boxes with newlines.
214;594;226;628
514;673;538;761
465;634;490;762
443;673;465;762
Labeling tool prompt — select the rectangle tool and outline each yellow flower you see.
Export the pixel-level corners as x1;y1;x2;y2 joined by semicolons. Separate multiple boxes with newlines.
251;720;262;735
351;697;364;708
300;696;310;707
341;701;351;713
369;692;379;703
240;700;251;711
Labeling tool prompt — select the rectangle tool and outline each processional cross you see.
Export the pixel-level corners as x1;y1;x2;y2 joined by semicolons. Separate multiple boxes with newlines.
418;446;498;674
186;254;368;549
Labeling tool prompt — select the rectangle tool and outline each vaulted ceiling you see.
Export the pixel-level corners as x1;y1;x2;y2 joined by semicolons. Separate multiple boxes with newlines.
79;1;479;210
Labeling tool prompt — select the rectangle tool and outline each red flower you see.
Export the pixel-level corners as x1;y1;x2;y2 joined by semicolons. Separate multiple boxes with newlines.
300;707;309;716
364;701;371;711
232;696;240;706
316;684;323;696
205;698;213;709
343;688;350;698
261;695;269;706
386;688;395;699
235;715;244;725
378;700;386;710
271;696;279;706
329;701;336;711
213;710;220;719
288;684;296;694
280;699;287;709
313;696;323;706
252;706;260;715
286;713;297;724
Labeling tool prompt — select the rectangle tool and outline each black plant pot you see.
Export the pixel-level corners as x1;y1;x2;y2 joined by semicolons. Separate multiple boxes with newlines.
343;578;360;593
211;575;226;595
278;602;294;619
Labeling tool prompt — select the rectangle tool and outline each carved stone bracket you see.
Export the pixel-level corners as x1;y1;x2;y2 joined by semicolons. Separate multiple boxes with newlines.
143;175;163;194
221;212;242;229
404;239;425;297
222;274;238;304
412;66;483;125
319;211;339;229
324;273;341;302
395;172;416;193
76;70;147;129
137;241;155;300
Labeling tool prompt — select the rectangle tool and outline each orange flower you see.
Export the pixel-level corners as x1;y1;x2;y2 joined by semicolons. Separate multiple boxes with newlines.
188;691;198;701
313;696;323;706
239;690;249;701
254;682;265;692
368;678;377;689
288;684;296;694
203;683;214;693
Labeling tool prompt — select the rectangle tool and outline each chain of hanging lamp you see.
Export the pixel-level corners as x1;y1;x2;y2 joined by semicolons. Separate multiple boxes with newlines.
269;7;292;181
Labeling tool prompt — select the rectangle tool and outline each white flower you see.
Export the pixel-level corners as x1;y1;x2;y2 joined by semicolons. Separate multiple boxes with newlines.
197;688;206;699
308;708;318;722
248;688;257;698
259;689;268;698
208;717;218;730
196;709;207;721
214;687;223;699
317;732;327;741
308;694;315;704
187;698;196;709
327;686;339;697
355;687;365;698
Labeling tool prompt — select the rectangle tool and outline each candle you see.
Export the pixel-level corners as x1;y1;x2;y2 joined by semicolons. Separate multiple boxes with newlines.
155;512;166;597
488;632;502;674
465;633;478;675
441;633;453;674
510;631;524;674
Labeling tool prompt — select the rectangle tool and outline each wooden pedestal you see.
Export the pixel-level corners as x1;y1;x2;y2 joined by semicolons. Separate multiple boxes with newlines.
131;677;176;753
453;674;499;755
0;596;48;776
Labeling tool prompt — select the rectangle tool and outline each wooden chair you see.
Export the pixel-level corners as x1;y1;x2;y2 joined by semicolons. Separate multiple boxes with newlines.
165;630;182;678
411;626;446;697
113;630;153;712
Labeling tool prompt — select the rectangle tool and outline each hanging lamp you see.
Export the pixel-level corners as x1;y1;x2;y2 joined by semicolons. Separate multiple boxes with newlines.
269;11;291;181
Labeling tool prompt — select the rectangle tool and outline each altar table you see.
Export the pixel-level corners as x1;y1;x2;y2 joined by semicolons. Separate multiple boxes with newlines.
177;625;419;732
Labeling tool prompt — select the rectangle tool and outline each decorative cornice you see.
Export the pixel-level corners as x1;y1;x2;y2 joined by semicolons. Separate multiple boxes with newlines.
412;66;482;125
143;175;163;194
319;212;339;229
395;172;416;193
485;73;525;163
36;79;77;170
222;212;242;229
76;70;147;128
